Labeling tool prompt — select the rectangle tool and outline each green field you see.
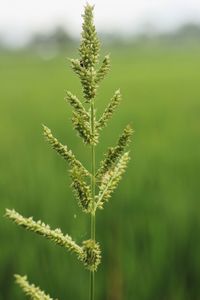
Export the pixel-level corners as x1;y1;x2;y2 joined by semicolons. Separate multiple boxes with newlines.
1;45;200;300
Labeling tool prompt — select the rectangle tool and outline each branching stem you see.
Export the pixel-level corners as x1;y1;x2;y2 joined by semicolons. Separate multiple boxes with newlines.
90;100;96;300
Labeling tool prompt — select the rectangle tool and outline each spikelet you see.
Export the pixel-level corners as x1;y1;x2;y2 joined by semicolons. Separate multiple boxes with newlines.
95;152;130;210
79;4;100;69
43;125;89;177
96;125;133;180
70;165;93;213
15;274;57;300
95;55;110;84
96;89;121;130
5;209;84;260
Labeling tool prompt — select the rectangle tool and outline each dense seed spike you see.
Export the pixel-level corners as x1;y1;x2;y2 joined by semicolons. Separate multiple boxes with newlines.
72;112;98;145
79;4;100;69
15;274;57;300
70;58;97;102
65;91;89;121
95;55;110;84
96;89;121;130
95;152;130;210
43;125;89;177
96;125;133;179
82;239;101;271
5;209;84;258
70;165;93;213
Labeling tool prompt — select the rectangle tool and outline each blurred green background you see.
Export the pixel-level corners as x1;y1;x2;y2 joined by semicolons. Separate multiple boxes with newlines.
1;40;200;300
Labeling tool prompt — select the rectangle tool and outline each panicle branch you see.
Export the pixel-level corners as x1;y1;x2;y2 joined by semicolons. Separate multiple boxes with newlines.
81;239;101;272
96;124;133;179
70;58;97;102
96;89;121;130
65;91;98;145
65;91;89;121
43;125;89;176
15;274;57;300
5;209;101;271
71;112;98;145
70;165;93;213
95;55;110;84
5;209;84;258
95;152;130;210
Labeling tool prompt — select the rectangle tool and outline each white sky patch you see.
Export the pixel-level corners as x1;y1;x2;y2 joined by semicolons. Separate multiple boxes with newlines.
0;0;200;45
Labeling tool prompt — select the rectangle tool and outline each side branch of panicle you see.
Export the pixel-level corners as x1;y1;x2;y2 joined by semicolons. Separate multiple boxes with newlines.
95;152;130;210
5;209;84;259
72;112;98;145
15;274;57;300
65;91;96;144
96;90;121;130
65;91;89;121
70;165;93;213
82;240;101;272
96;125;133;179
43;125;89;176
70;58;97;102
5;209;101;271
79;4;100;69
95;55;110;84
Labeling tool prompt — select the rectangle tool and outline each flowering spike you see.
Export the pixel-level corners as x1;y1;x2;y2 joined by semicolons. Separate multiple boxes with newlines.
43;125;89;176
69;4;100;102
70;166;93;213
71;112;98;145
5;209;84;259
15;274;57;300
65;91;89;121
6;209;101;271
70;58;97;102
96;89;121;130
96;124;133;179
95;54;110;84
82;239;101;271
79;4;100;69
95;152;130;210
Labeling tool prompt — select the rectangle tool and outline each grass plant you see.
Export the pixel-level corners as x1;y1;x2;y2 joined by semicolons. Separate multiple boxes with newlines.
5;4;132;300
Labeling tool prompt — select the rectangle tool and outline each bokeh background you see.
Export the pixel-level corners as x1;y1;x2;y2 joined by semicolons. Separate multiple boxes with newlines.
1;1;200;299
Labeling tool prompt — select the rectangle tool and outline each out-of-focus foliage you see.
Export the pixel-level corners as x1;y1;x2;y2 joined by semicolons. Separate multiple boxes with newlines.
0;44;200;300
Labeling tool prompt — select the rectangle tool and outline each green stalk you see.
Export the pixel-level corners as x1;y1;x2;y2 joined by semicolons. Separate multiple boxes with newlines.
90;100;96;300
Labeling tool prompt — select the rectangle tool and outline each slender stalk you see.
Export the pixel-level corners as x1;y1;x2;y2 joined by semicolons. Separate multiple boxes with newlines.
90;100;96;300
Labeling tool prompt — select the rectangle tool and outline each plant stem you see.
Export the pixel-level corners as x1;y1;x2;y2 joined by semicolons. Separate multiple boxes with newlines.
90;100;96;300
